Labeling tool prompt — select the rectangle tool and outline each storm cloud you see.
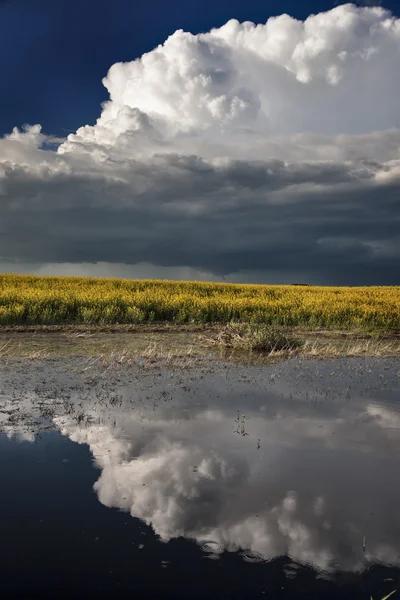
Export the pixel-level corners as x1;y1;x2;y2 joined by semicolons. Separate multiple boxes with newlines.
1;3;400;283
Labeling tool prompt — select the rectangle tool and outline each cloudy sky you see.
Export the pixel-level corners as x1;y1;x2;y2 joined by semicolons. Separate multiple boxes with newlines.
1;0;399;284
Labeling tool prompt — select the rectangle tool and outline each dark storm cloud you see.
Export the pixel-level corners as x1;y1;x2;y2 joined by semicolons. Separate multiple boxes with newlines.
0;153;399;284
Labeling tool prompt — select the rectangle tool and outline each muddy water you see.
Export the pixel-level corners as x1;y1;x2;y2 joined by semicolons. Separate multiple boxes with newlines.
1;356;400;599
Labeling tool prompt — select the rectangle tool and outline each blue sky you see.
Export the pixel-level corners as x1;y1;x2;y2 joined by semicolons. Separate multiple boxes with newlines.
0;0;394;138
0;0;399;284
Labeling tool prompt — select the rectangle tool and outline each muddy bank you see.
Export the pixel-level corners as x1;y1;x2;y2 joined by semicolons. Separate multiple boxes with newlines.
0;325;399;362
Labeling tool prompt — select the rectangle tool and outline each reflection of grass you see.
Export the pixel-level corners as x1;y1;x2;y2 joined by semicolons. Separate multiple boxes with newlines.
371;590;397;600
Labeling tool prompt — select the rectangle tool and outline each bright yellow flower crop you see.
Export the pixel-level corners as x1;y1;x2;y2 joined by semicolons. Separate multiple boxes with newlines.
0;273;399;331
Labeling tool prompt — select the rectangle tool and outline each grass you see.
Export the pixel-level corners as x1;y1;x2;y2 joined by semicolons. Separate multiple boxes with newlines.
1;326;397;366
0;273;400;332
203;323;400;361
207;323;304;353
1;273;399;362
0;330;398;382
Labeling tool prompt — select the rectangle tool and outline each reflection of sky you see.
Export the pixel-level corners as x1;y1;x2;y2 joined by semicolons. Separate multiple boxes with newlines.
2;357;400;572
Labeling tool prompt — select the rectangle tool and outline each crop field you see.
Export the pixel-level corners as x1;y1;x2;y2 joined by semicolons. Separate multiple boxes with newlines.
0;274;399;331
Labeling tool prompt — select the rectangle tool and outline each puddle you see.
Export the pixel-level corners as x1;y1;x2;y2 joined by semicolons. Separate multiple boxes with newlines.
1;356;400;598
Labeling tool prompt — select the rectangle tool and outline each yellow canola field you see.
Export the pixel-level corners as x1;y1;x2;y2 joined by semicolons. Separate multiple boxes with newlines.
0;274;399;331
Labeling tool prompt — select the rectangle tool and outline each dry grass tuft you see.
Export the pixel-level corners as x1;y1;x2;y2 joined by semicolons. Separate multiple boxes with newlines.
24;349;51;360
206;323;304;354
303;337;400;358
77;343;208;373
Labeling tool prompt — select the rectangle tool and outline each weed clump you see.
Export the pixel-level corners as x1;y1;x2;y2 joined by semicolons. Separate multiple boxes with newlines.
209;323;304;354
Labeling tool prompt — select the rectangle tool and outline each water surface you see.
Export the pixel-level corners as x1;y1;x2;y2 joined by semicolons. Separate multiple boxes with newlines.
1;356;400;598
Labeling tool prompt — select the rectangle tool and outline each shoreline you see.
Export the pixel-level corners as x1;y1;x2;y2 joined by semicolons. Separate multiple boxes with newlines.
1;322;399;336
0;323;399;363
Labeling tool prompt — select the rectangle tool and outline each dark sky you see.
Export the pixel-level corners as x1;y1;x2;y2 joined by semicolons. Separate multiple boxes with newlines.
0;0;393;138
0;0;399;284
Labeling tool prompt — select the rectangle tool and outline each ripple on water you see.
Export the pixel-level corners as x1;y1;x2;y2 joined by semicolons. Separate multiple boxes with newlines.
199;540;224;555
283;563;299;579
240;550;266;563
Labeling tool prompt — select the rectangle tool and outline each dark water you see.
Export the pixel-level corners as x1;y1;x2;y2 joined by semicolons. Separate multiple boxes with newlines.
1;356;400;599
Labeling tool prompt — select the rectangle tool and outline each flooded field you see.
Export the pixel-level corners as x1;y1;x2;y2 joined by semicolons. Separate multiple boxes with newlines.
1;354;400;598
